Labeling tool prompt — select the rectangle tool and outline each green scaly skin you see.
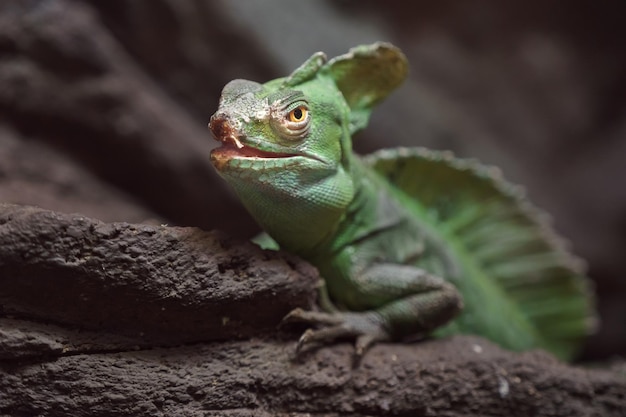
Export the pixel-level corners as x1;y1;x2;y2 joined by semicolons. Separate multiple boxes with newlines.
209;43;594;359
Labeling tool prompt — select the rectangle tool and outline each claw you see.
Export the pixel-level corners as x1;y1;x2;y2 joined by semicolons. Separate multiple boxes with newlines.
296;325;360;352
355;333;377;357
296;328;315;352
282;308;391;357
281;307;305;326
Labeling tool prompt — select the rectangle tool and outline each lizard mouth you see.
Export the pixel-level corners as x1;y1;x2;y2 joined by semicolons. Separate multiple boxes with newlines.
209;114;298;169
211;141;296;159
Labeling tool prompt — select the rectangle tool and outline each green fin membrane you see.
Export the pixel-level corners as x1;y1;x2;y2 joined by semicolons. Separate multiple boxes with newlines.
364;147;596;360
322;42;408;134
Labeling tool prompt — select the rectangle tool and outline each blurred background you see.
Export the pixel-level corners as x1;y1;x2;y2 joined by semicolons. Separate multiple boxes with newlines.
0;0;624;361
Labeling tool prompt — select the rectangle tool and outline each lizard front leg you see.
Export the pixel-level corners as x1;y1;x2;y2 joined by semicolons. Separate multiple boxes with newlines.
284;263;463;355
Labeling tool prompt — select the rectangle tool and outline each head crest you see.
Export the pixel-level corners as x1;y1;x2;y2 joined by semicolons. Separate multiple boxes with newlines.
322;42;408;133
282;52;327;87
281;43;408;134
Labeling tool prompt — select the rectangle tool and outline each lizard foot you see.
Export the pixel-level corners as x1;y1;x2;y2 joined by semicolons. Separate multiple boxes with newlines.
282;308;391;357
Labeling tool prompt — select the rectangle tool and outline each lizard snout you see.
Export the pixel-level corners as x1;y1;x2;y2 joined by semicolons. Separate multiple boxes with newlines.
208;113;232;141
209;113;245;149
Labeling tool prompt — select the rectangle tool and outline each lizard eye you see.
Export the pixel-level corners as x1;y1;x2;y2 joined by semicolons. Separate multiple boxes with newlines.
288;106;308;123
272;103;310;139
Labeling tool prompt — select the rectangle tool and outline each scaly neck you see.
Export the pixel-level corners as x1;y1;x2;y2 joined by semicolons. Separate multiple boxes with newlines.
226;161;356;254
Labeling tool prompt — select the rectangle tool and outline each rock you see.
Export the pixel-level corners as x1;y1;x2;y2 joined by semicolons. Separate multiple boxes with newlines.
0;204;317;352
1;334;623;416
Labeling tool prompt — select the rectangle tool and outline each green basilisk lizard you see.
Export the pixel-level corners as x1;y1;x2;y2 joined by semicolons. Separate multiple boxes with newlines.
209;42;595;360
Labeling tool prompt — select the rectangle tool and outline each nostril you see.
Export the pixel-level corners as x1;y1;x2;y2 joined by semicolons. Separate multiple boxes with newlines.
209;113;231;139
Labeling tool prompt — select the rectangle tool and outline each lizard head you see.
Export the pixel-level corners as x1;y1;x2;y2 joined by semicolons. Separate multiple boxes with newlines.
208;43;407;251
209;42;408;175
208;73;333;173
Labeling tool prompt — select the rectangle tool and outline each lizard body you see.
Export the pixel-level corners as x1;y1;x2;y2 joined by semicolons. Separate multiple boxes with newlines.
209;43;595;359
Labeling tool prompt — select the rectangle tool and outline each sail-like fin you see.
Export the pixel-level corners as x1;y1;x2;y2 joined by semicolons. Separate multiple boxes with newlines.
364;147;596;360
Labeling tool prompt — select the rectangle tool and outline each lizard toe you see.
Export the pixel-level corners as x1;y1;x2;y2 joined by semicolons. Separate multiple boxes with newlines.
281;308;343;326
296;325;358;352
286;309;391;355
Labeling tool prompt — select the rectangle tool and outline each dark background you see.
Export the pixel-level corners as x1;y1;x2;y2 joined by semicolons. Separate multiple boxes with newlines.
0;0;624;361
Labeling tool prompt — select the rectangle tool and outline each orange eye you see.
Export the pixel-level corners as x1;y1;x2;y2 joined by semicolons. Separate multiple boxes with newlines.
288;106;308;123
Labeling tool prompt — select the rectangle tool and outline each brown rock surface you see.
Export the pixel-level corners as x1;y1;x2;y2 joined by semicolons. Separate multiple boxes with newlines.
0;204;317;353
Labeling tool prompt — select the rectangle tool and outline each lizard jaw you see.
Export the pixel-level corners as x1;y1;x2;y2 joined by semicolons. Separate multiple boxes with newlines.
209;114;299;170
211;140;295;157
210;142;298;169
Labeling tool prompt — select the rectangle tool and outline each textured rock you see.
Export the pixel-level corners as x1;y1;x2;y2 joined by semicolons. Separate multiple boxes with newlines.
0;204;317;350
1;335;624;416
